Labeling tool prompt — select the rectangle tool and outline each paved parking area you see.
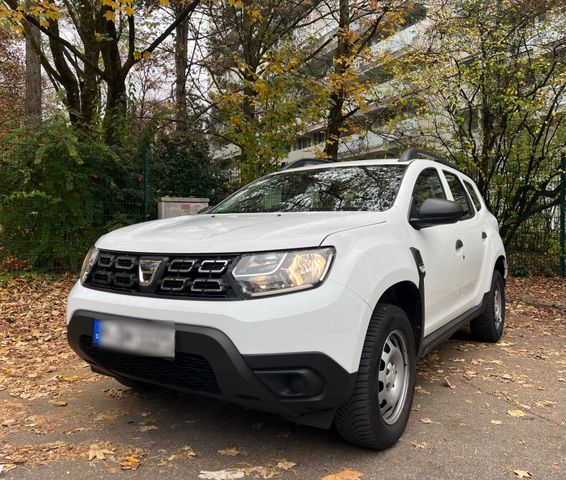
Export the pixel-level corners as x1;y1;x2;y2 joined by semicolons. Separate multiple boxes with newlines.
1;276;564;479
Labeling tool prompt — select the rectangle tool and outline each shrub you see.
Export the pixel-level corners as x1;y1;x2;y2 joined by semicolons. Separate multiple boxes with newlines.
149;133;230;206
0;119;138;270
0;119;230;271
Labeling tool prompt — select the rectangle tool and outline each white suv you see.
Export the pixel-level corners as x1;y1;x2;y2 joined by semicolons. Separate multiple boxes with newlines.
67;149;506;449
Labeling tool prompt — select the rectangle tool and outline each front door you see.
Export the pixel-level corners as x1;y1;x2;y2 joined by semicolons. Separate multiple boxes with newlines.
406;167;467;335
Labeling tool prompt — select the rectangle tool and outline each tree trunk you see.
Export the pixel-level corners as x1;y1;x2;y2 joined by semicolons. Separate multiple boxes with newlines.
24;0;42;126
103;78;127;144
174;2;189;137
100;9;128;144
323;0;350;161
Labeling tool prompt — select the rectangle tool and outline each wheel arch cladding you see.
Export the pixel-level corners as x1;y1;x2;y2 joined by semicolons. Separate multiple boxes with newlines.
495;255;507;280
377;281;422;353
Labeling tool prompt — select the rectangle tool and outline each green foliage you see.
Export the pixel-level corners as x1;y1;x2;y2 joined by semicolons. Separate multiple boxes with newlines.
0;117;229;271
213;40;328;183
510;262;530;277
149;133;229;205
386;0;565;246
0;120;104;269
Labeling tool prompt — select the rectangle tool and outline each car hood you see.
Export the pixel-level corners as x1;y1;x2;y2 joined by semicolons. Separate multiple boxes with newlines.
96;211;389;254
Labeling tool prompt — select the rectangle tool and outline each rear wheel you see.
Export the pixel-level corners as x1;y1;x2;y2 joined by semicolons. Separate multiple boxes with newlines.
470;270;505;342
335;304;416;450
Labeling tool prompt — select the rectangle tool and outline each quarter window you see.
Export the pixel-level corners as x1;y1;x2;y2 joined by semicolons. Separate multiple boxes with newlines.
444;172;474;219
464;180;483;211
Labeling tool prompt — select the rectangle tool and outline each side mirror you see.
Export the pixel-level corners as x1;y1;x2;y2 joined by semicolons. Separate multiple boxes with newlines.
410;198;465;230
198;206;214;214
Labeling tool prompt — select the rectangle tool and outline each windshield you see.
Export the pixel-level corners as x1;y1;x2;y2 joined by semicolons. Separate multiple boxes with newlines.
211;165;406;214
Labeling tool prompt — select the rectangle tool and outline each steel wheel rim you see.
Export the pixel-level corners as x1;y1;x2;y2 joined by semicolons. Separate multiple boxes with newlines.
494;285;503;331
378;330;410;425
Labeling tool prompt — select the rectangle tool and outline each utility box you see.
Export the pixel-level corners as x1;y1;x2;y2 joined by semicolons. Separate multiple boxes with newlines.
157;197;209;219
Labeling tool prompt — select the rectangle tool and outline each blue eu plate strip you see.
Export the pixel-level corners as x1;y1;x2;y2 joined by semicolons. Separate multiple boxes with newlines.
93;319;101;345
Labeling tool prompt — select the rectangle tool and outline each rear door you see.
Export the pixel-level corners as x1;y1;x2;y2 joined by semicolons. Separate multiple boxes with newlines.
406;167;467;335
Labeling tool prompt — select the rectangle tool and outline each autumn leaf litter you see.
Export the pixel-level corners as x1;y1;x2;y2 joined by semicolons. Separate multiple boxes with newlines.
1;274;564;477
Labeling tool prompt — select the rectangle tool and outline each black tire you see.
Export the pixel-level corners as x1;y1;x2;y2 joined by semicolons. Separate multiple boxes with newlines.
335;304;416;450
470;270;505;342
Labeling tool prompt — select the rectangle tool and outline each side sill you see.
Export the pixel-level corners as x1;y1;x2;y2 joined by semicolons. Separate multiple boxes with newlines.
419;291;489;358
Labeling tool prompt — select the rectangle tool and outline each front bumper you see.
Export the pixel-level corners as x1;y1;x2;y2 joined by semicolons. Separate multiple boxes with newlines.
67;280;372;373
68;311;357;428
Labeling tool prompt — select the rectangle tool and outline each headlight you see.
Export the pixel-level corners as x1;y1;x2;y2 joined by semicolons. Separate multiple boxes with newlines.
80;246;99;285
232;247;335;297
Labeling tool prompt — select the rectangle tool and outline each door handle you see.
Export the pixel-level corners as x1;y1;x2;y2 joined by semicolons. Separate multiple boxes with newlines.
455;239;464;250
482;232;487;239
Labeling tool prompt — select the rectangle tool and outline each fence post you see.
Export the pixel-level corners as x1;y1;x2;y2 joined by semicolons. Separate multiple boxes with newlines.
143;149;150;220
560;153;565;277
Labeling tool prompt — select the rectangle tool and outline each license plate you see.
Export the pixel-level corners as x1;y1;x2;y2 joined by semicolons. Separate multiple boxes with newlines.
93;318;175;358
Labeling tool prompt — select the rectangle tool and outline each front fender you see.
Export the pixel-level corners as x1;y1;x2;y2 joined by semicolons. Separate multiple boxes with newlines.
322;220;420;368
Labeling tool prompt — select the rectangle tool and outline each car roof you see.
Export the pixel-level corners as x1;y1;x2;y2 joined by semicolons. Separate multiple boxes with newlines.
278;157;461;172
277;156;474;180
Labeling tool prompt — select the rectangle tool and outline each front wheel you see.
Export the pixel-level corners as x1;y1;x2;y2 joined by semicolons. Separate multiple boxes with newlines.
470;270;505;342
335;304;416;450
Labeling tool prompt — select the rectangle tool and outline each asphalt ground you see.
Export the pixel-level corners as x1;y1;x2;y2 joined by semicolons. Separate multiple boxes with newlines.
0;276;564;480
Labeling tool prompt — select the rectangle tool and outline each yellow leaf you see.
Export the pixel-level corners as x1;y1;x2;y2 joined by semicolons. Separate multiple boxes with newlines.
142;50;151;60
121;455;141;470
507;409;528;417
513;470;532;479
159;0;170;6
321;469;363;480
410;441;429;449
125;6;134;16
134;51;142;61
103;10;116;22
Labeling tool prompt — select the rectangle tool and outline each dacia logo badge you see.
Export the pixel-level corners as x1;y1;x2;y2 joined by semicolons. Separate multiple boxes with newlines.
139;258;162;286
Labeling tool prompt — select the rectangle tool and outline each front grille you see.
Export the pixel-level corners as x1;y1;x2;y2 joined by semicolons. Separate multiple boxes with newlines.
84;250;241;300
80;336;220;394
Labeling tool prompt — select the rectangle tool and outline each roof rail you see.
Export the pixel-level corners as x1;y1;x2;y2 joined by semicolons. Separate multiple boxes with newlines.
398;148;458;169
279;158;331;171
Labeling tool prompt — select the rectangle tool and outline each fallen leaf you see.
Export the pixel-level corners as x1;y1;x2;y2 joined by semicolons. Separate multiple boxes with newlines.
121;455;141;470
242;465;279;478
276;460;297;471
420;418;433;424
507;409;528;417
410;441;429;449
179;445;197;459
321;469;363;480
198;469;245;480
534;400;555;408
88;445;114;461
491;420;503;425
218;447;240;457
0;463;15;474
443;377;455;389
513;470;532;479
138;425;158;432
